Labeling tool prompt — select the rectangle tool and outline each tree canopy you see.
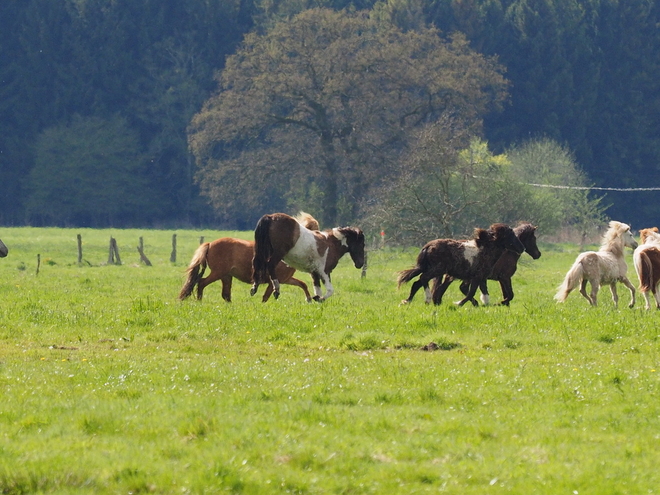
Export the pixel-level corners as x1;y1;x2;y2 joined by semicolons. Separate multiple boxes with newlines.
189;8;508;227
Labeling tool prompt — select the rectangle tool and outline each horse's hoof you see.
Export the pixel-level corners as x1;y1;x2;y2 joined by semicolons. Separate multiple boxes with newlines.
249;287;257;296
313;295;321;302
274;291;280;300
399;299;409;306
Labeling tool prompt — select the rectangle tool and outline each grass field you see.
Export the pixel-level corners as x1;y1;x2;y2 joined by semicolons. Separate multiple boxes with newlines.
0;227;658;494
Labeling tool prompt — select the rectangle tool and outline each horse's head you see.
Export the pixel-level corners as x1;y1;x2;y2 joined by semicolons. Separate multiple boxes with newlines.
489;223;525;255
613;221;638;250
515;223;541;259
639;227;660;245
334;227;365;268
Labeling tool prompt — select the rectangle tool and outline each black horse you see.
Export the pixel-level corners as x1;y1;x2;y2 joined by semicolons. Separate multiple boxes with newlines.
455;222;541;306
398;224;524;306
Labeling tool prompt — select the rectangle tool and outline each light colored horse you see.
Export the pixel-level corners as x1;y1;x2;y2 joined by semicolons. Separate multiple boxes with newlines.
0;238;7;258
555;221;638;307
633;227;660;310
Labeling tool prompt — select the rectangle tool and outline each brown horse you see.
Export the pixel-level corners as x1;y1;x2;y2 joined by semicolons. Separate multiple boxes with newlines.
456;222;541;305
633;227;660;310
398;224;525;306
178;238;312;302
251;213;365;301
179;212;319;303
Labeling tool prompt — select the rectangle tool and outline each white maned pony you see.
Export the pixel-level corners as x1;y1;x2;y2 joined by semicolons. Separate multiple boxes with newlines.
555;221;638;307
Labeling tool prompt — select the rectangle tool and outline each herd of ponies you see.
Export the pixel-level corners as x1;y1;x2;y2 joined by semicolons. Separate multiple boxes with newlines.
2;215;659;310
177;212;660;310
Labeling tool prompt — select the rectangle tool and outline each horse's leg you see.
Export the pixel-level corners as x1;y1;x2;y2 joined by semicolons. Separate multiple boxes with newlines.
579;279;594;305
619;276;636;308
197;270;223;301
608;282;620;307
220;276;233;303
653;284;660;309
311;273;323;301
402;273;434;305
457;279;480;307
432;276;453;305
319;273;334;301
499;278;513;306
458;279;482;305
281;277;313;302
589;281;600;307
479;280;490;305
262;283;274;303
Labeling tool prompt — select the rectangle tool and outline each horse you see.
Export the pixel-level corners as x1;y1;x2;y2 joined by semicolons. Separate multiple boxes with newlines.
456;222;541;305
398;223;525;306
179;212;319;303
0;238;7;258
555;220;638;307
633;227;660;310
251;213;365;301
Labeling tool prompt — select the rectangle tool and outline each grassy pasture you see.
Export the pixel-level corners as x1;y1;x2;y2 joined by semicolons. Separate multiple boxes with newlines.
0;227;659;494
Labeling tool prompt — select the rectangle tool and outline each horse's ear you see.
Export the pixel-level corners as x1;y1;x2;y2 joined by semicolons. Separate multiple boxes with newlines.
653;227;659;233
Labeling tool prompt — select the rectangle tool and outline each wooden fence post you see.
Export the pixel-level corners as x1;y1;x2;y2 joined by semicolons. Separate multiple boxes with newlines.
199;236;204;245
137;236;152;266
77;234;83;264
108;237;121;265
170;234;177;263
36;254;40;276
361;251;368;278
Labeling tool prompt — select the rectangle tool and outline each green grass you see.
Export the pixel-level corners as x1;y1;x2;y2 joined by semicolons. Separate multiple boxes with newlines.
0;228;658;493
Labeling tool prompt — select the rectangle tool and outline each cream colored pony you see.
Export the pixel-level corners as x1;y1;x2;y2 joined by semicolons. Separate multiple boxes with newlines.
555;221;638;307
633;227;660;310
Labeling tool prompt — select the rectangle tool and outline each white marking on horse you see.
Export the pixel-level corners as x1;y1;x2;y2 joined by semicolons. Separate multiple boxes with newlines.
284;227;328;275
463;240;479;265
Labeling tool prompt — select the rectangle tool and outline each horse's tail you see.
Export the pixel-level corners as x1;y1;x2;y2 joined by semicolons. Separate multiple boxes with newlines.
635;249;654;292
253;215;274;284
397;245;431;287
554;260;584;302
178;243;210;300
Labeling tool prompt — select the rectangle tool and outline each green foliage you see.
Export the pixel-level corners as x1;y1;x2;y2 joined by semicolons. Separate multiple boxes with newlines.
0;227;659;493
364;134;606;244
27;115;158;226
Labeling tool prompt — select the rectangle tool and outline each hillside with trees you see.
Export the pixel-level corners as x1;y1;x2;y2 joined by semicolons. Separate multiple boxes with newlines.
1;0;659;233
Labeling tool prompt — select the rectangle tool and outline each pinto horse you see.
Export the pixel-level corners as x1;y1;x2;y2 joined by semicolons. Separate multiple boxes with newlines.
633;227;660;310
555;220;637;307
457;222;541;305
251;213;365;301
0;238;7;258
398;223;525;306
179;212;318;303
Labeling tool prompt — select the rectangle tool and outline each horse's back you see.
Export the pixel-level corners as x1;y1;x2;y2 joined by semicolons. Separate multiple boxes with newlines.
207;237;254;282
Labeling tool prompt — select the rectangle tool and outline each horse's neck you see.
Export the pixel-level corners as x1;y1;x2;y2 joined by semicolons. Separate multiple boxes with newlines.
602;241;624;258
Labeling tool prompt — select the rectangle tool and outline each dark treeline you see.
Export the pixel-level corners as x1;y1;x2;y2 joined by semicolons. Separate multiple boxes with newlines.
1;0;659;228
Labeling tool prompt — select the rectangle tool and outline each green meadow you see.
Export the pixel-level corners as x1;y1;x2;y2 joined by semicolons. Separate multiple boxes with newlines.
0;227;658;494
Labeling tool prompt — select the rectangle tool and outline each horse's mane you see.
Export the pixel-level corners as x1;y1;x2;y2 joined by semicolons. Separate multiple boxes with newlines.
639;227;660;245
295;211;320;231
601;220;631;250
332;226;364;243
473;228;491;247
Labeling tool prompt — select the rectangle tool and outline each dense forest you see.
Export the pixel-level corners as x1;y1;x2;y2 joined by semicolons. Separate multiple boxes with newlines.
1;0;659;231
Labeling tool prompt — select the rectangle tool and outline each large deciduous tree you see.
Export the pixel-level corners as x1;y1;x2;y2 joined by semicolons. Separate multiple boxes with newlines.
189;8;508;227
